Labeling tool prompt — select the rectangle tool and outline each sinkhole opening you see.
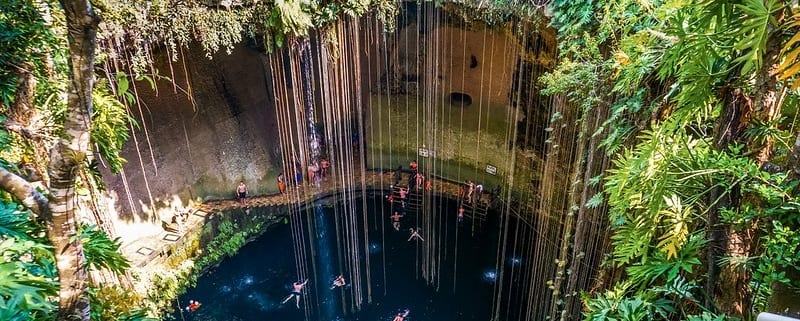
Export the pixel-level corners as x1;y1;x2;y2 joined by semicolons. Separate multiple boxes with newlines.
173;195;532;321
449;92;473;107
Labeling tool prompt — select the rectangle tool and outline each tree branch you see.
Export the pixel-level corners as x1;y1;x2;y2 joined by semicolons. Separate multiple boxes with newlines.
2;118;36;139
0;166;50;219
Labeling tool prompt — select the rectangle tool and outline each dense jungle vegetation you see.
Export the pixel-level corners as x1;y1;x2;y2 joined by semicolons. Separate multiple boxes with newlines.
1;0;799;320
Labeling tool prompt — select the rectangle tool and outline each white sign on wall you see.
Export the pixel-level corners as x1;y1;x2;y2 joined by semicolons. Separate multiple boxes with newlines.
486;164;497;175
418;147;429;158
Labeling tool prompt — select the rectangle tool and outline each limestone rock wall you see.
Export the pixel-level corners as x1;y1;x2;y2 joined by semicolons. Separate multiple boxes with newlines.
387;24;515;107
102;43;280;225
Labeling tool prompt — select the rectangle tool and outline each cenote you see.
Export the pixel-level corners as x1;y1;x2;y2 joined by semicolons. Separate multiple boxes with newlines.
171;194;530;321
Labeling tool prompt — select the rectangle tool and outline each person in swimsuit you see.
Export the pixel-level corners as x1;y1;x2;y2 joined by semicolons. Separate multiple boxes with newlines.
320;158;330;177
408;228;424;242
185;300;202;312
467;180;475;203
236;181;247;206
458;206;465;222
391;211;403;231
393;309;410;321
398;187;407;208
281;279;309;308
330;275;346;289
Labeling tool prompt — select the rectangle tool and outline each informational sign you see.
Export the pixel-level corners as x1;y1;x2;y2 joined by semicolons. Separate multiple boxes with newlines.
485;164;498;175
418;147;430;158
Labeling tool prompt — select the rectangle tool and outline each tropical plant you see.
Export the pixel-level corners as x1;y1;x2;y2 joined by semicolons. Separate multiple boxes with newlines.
89;285;157;321
547;0;800;319
78;224;130;274
91;81;136;174
0;200;56;320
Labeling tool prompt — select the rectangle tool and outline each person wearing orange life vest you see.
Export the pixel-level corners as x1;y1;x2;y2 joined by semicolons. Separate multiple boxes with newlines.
186;300;202;312
277;173;286;194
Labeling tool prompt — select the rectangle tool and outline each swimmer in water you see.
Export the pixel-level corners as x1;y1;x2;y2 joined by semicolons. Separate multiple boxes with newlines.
408;228;424;242
281;279;308;308
330;275;346;289
393;309;410;321
391;212;403;231
185;300;202;312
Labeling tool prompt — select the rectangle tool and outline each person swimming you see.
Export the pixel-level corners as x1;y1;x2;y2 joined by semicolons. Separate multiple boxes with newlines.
392;309;410;321
185;300;202;312
281;279;308;308
408;228;424;242
330;275;346;289
391;212;403;231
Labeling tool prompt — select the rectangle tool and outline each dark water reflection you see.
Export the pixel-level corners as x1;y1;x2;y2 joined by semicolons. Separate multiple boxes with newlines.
171;196;510;321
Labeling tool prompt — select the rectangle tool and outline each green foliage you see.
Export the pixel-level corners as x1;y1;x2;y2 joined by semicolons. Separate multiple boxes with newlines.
0;202;57;321
77;224;130;274
583;289;675;321
91;81;136;174
194;220;254;269
94;0;399;64
89;285;157;321
778;12;800;89
0;0;59;108
751;220;800;310
732;0;782;75
547;0;800;317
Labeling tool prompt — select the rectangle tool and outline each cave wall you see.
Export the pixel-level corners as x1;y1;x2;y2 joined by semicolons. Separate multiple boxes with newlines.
102;42;280;225
388;24;515;107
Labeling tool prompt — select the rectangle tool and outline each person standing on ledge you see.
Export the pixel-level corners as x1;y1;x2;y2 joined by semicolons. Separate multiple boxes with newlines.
237;181;248;206
278;173;286;194
320;158;330;178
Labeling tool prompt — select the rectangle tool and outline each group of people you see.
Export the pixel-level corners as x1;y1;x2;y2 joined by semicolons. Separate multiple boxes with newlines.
460;180;484;204
279;275;348;309
185;299;202;312
277;158;332;192
187;279;410;321
235;157;332;205
305;158;330;186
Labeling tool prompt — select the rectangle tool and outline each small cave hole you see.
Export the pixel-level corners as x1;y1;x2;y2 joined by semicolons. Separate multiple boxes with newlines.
449;92;473;107
470;55;478;68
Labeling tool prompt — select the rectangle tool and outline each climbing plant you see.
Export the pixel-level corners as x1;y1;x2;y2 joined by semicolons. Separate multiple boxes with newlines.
547;0;800;319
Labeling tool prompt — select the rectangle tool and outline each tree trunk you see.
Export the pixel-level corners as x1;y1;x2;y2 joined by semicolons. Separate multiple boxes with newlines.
51;0;99;319
707;83;750;316
708;8;785;316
